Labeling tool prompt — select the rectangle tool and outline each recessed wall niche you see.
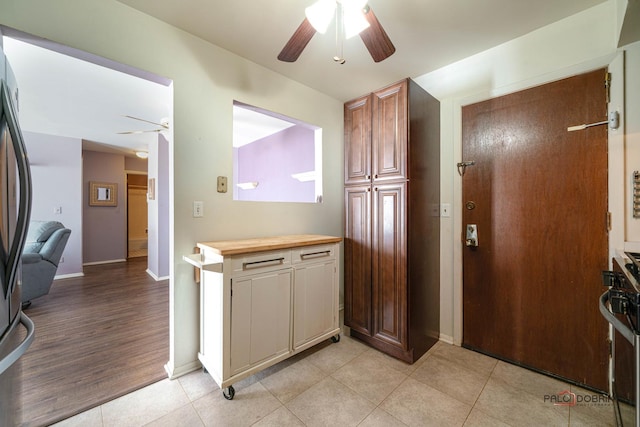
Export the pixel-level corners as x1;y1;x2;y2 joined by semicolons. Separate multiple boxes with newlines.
232;101;323;203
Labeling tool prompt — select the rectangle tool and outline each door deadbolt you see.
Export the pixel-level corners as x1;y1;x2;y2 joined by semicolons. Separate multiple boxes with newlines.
466;201;476;210
466;224;478;247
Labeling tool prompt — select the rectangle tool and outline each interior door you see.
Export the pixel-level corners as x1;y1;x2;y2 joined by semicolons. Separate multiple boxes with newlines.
462;69;609;391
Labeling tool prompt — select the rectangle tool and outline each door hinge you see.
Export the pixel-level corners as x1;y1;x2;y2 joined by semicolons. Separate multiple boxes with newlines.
605;72;611;104
607;212;612;231
607;338;612;356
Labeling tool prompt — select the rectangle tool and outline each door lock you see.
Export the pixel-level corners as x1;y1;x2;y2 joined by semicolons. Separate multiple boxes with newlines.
466;224;478;247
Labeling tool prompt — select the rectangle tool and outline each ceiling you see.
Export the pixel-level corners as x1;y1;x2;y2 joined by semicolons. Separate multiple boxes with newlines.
2;36;172;157
2;0;609;156
117;0;607;101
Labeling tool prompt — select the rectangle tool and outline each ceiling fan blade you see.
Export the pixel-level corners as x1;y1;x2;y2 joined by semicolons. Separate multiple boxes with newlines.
123;115;169;129
278;18;317;62
117;129;162;135
359;6;396;63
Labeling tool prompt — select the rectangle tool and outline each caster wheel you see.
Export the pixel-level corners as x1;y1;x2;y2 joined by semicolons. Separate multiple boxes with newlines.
223;385;235;400
331;334;341;343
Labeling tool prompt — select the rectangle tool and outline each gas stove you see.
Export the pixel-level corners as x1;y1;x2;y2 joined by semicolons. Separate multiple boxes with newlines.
625;252;640;283
602;254;640;329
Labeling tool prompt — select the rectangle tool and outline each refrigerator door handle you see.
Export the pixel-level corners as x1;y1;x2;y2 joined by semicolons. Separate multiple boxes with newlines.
0;312;35;376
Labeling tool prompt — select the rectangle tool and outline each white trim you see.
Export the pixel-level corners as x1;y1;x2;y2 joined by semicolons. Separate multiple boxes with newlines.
164;359;200;380
146;269;169;281
439;334;454;345
83;258;127;266
53;272;84;280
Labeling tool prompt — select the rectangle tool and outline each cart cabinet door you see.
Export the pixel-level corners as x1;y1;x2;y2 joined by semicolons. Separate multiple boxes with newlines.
230;270;292;375
293;260;337;349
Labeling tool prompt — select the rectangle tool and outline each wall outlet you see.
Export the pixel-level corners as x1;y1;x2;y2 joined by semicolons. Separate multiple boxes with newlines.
193;201;204;217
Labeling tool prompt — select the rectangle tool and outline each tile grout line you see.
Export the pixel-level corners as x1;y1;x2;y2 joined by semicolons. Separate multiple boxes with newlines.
460;357;500;426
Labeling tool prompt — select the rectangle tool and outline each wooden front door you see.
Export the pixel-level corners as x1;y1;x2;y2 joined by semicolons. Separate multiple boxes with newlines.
462;69;609;391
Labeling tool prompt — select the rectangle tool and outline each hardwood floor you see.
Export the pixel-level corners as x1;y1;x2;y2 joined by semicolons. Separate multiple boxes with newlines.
17;257;169;427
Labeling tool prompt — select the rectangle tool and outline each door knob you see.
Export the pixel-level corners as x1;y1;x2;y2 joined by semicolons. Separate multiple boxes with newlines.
466;224;478;247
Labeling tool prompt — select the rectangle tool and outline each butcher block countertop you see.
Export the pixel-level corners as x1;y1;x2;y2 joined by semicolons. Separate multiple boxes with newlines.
197;234;342;256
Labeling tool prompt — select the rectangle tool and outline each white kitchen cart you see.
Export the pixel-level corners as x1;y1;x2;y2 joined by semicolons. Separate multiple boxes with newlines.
184;235;342;400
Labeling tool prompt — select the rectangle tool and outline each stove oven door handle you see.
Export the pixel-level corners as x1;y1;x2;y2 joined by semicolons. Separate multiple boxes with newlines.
599;291;635;345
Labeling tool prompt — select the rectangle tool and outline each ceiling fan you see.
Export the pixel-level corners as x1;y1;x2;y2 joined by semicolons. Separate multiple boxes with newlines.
278;0;395;63
118;115;169;135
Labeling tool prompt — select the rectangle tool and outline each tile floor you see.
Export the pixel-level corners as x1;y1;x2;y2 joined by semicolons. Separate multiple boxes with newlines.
53;336;627;427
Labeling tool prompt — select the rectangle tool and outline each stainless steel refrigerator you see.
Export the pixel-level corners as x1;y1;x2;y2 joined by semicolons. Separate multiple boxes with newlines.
0;47;34;426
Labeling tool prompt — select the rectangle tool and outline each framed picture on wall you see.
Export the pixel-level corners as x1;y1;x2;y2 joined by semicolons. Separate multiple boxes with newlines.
89;181;117;206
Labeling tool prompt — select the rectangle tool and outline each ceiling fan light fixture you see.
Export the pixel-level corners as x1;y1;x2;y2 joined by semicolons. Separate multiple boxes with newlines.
343;6;370;39
279;1;394;63
305;0;336;33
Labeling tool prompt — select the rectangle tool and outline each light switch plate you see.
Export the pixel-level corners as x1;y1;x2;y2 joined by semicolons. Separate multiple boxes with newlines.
217;176;228;193
193;201;204;217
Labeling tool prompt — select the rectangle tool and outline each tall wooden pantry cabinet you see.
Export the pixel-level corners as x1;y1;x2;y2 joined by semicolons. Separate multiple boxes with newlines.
344;78;440;363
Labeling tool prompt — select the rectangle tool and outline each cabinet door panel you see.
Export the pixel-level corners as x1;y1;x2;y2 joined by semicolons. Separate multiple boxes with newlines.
344;95;372;185
344;186;372;335
293;260;336;348
230;279;252;374
230;271;291;374
372;182;407;349
372;81;407;182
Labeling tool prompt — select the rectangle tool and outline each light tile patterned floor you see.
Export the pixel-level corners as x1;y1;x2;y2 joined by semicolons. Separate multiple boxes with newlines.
53;336;626;427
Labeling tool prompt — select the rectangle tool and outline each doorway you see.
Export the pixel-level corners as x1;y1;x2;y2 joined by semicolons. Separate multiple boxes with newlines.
461;69;609;391
2;29;173;424
127;173;148;258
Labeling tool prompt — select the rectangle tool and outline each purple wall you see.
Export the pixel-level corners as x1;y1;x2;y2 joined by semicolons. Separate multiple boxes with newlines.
125;156;148;171
82;151;127;263
235;126;315;202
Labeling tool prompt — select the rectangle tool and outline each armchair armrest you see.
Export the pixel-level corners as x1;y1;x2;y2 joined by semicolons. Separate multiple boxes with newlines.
22;253;43;264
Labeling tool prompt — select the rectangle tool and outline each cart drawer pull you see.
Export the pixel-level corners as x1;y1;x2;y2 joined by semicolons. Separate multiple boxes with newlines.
300;250;331;260
243;257;285;270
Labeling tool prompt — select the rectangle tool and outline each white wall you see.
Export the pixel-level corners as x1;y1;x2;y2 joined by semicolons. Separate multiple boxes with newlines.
0;0;344;377
414;0;635;344
624;41;640;244
23;131;83;277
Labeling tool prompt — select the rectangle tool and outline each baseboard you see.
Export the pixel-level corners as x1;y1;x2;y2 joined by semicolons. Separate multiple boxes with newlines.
439;333;454;345
54;272;84;280
83;259;127;266
146;269;169;281
164;359;201;380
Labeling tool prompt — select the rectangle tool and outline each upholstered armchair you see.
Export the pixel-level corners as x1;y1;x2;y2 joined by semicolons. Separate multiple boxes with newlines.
21;220;71;307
